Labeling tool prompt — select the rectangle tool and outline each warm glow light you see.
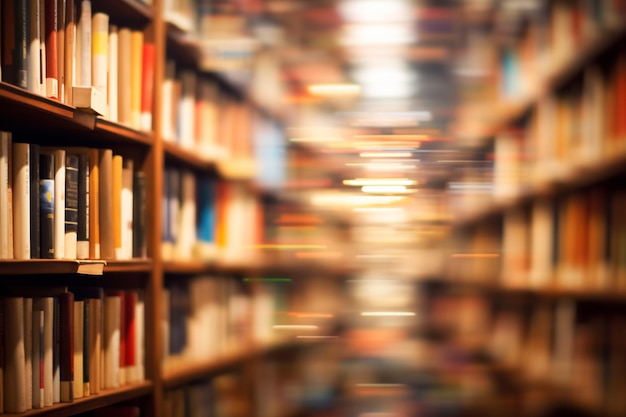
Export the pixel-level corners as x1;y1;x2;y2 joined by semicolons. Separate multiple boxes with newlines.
273;325;319;329
353;207;404;212
451;253;500;258
361;185;414;193
360;152;412;158
289;137;345;143
295;251;343;259
343;178;416;186
254;244;327;249
361;312;415;316
311;194;407;206
287;312;335;318
296;336;339;339
307;83;361;96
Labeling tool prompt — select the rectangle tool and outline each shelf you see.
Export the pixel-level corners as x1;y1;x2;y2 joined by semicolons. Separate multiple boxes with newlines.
0;82;95;132
92;0;154;27
452;147;626;228
0;381;153;417
0;260;107;275
163;141;217;171
165;23;202;69
456;20;626;146
162;260;213;274
104;259;153;273
94;119;154;147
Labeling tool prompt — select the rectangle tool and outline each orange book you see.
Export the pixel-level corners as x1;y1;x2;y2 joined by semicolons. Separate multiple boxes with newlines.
140;43;155;132
88;149;100;259
112;155;123;259
130;31;143;130
45;0;59;99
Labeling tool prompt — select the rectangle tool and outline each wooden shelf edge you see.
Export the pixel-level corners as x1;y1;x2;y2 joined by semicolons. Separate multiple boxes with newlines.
0;260;107;276
162;141;217;171
0;381;153;417
104;259;153;273
94;119;154;146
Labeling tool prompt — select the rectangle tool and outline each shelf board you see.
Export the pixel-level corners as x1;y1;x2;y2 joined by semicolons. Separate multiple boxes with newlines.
92;0;153;27
0;381;153;417
0;259;107;275
104;259;153;273
163;141;217;171
162;260;213;274
0;82;95;132
165;23;202;69
94;119;154;147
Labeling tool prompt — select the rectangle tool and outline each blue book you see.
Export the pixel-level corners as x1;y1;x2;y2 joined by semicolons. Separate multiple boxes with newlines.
196;176;215;244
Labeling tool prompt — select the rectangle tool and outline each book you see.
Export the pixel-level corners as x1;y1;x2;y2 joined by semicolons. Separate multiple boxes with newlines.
117;28;131;126
0;132;10;259
176;170;196;260
63;0;74;105
103;292;121;389
3;0;16;85
59;292;74;403
75;0;91;87
4;297;26;413
132;171;146;258
89;148;100;259
28;0;41;94
135;292;144;381
38;0;46;95
130;30;143;130
98;149;114;259
72;298;84;399
91;13;108;107
53;149;65;259
63;154;78;260
123;292;137;383
140;43;155;131
121;158;133;260
39;153;54;258
56;0;65;102
44;0;58;99
179;70;197;149
23;298;32;410
14;0;29;89
82;298;89;396
53;298;59;403
29;144;40;259
112;154;123;259
161;60;175;141
77;152;89;259
33;297;54;407
107;25;118;122
0;300;3;412
32;309;43;409
12;142;30;259
86;288;102;394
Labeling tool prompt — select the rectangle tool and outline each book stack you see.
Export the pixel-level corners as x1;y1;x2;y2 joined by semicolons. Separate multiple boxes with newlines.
0;287;145;413
0;132;147;261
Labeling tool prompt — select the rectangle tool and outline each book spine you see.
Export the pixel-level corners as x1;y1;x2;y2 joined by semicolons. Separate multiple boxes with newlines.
91;12;108;109
135;293;144;381
77;153;89;259
41;298;53;406
117;28;131;126
23;298;32;410
3;0;16;85
44;0;58;98
14;0;29;89
82;299;89;396
53;149;65;259
64;154;78;259
28;0;41;94
107;25;118;122
4;297;26;413
0;300;3;413
30;144;40;259
72;299;83;399
89;148;99;258
197;176;215;244
118;291;126;386
76;0;91;87
140;43;155;131
52;298;60;403
56;0;65;102
63;0;74;105
59;292;74;403
88;296;101;394
103;293;120;389
132;171;146;258
121;159;133;260
12;142;30;259
39;153;54;259
123;292;137;384
32;309;43;409
0;133;10;259
98;149;114;259
38;0;46;95
112;154;123;259
130;30;143;130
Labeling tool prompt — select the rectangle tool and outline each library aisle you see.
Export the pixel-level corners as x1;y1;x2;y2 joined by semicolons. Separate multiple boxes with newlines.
1;0;626;417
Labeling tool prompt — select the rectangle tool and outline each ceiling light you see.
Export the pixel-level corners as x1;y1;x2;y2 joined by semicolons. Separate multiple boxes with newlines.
361;185;415;193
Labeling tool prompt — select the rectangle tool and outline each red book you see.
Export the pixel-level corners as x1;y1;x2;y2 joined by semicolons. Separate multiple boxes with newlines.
116;290;126;385
123;292;137;382
59;292;74;403
140;43;156;132
45;0;59;99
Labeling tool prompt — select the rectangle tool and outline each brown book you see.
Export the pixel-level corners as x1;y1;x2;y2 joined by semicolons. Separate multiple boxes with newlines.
4;297;26;413
98;149;114;259
59;292;74;403
88;295;101;394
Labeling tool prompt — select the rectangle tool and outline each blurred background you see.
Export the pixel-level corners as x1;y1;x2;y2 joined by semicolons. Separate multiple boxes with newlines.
160;0;626;417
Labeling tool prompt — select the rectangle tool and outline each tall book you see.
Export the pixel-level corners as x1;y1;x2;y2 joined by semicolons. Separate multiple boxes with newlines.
52;298;60;403
82;298;89;396
56;0;65;102
23;298;32;410
98;149;114;259
89;148;100;258
77;153;89;259
176;170;196;259
14;0;29;89
59;292;74;403
112;154;123;259
123;292;137;383
3;0;16;85
28;0;41;94
196;176;216;258
29;144;40;259
72;299;84;399
120;158;133;260
135;292;144;381
179;70;197;149
38;0;46;95
4;297;26;413
75;0;91;87
107;25;118;122
91;13;108;108
63;0;74;105
33;297;53;406
31;309;43;408
117;28;132;126
39;153;54;258
132;171;146;258
103;292;121;389
140;43;155;131
83;288;102;394
44;0;58;99
130;31;143;130
0;132;11;258
12;142;30;259
53;149;65;259
64;154;78;259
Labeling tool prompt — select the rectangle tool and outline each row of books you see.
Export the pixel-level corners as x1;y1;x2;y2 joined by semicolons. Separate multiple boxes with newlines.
448;184;626;290
0;288;145;414
161;168;261;265
0;0;156;131
431;293;626;416
0;132;147;260
161;275;279;374
163;373;249;417
161;64;254;165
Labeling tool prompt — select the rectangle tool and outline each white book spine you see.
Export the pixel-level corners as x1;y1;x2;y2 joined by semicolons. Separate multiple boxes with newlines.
175;171;196;260
91;13;108;110
103;296;120;389
4;298;26;413
77;0;92;86
33;298;54;407
179;71;196;149
107;26;118;122
161;61;175;141
0;132;10;258
121;160;133;260
32;310;44;409
12;143;30;260
53;150;66;259
28;0;41;95
39;0;47;96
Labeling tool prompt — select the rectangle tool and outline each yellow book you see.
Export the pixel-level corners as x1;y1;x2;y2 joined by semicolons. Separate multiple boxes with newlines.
112;155;123;259
88;149;100;259
130;30;143;130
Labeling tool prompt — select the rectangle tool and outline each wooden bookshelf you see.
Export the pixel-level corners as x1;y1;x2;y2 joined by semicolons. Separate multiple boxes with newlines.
162;141;218;171
0;382;153;417
94;119;155;147
92;0;154;27
104;259;154;273
0;260;107;275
